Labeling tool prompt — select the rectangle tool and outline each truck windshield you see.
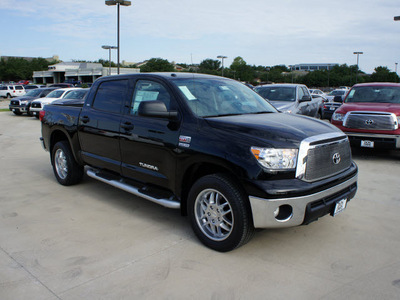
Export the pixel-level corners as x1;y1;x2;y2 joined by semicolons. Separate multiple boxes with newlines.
346;86;400;104
172;78;277;117
254;86;296;102
25;89;42;97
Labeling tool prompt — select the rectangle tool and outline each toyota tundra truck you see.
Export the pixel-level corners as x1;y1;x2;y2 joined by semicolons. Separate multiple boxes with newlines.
331;83;400;149
40;73;358;252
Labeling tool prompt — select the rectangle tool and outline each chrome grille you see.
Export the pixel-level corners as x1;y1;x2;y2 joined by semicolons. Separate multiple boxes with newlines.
31;102;42;109
305;139;351;181
296;133;352;182
11;100;20;105
343;111;398;131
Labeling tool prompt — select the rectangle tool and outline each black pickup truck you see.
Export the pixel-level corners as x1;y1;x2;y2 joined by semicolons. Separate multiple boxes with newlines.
40;73;358;252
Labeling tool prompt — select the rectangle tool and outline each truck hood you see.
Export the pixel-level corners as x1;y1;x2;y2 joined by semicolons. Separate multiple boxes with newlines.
205;113;342;148
337;102;400;115
269;101;295;112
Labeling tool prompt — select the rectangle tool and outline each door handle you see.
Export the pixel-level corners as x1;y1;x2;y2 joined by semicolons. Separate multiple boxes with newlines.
81;115;90;123
121;122;134;130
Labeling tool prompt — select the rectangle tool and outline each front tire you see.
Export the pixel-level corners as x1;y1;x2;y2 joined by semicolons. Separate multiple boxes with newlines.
52;141;83;186
188;174;254;252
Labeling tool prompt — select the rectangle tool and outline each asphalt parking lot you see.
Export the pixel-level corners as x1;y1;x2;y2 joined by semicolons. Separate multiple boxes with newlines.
1;102;400;300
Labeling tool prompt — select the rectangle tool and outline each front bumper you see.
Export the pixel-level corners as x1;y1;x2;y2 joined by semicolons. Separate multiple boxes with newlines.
248;171;358;228
9;105;28;113
30;107;41;116
345;132;400;149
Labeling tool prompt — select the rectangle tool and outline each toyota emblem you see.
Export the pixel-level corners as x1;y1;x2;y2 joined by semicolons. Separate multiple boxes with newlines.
332;153;341;165
365;119;374;125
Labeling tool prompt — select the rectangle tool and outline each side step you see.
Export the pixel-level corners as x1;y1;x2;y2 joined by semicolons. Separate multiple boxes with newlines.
86;169;180;209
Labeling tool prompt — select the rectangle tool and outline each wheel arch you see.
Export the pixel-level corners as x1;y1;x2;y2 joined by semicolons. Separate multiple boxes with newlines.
179;161;246;217
49;128;82;165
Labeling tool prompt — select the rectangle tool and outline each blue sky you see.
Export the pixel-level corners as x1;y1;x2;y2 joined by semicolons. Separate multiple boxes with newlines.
1;0;399;74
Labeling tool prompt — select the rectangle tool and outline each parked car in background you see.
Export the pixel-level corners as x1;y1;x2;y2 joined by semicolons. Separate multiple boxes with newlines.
0;85;26;98
64;79;82;86
9;87;59;116
331;82;400;149
310;89;328;104
326;89;348;102
24;84;46;90
322;100;343;120
254;83;323;118
17;80;31;85
49;83;75;88
51;88;89;106
30;87;79;118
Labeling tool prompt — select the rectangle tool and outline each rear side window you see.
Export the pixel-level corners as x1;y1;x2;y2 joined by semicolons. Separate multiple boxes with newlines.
15;86;23;90
93;80;128;113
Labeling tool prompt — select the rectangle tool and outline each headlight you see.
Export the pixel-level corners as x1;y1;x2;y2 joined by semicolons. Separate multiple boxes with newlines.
332;112;344;122
250;147;298;170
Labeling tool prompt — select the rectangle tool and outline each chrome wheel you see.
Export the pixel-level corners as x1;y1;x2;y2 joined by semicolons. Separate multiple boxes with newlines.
54;149;68;180
194;188;234;241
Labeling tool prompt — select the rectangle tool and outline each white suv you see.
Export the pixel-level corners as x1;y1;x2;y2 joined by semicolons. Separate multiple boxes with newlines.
0;85;26;98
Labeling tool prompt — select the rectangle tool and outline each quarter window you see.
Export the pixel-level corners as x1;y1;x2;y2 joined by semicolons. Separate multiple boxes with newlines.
93;80;128;113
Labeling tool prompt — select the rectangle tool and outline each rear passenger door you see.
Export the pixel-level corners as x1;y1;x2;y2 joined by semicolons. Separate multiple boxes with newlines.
78;78;129;173
119;78;181;191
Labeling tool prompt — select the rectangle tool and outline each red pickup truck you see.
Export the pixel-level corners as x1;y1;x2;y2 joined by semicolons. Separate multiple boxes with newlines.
331;83;400;149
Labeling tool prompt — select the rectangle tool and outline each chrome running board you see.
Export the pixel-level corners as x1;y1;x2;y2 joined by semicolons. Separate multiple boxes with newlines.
86;169;180;209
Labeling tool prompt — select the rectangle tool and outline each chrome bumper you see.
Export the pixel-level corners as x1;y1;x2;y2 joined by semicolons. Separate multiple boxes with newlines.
345;132;400;148
249;174;358;228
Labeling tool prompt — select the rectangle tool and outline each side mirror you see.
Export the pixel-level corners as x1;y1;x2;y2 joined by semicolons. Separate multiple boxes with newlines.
299;95;311;102
138;100;178;119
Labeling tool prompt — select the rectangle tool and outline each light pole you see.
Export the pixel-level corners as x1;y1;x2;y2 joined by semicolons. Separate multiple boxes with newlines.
395;62;398;74
353;51;363;84
102;45;118;75
105;0;131;74
217;55;227;77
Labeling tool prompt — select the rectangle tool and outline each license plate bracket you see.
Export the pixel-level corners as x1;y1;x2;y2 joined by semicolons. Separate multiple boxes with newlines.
361;140;374;148
332;198;347;216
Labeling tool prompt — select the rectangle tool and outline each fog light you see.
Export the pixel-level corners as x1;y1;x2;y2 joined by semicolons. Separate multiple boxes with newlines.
274;205;293;222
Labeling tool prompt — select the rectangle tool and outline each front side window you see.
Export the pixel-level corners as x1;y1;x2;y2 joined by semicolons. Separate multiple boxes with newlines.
130;80;171;115
92;79;128;113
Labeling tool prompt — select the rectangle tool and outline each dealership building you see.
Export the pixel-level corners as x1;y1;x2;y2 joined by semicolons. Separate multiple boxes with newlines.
289;63;338;72
32;62;139;84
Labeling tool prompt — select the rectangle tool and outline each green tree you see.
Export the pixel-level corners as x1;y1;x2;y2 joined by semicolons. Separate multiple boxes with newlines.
0;57;58;82
230;56;253;81
370;66;399;82
199;59;220;71
140;58;175;72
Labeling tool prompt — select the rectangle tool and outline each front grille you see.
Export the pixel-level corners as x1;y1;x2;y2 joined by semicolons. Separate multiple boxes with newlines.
11;100;20;105
344;112;398;131
31;102;42;109
304;136;351;182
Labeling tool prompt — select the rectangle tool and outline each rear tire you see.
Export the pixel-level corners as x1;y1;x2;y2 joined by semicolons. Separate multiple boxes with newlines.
51;141;84;186
13;111;22;116
188;174;254;252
